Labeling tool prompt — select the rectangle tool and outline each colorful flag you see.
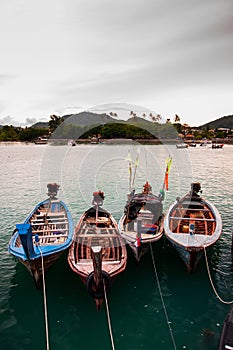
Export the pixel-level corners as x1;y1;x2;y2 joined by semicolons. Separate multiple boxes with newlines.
165;156;172;174
164;172;169;191
164;156;172;191
134;236;141;247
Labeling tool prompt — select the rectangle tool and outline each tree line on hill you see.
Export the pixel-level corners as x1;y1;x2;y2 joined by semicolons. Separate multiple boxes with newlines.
0;113;232;142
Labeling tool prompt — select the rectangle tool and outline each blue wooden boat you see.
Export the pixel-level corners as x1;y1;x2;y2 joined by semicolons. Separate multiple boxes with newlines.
164;182;222;272
9;183;73;288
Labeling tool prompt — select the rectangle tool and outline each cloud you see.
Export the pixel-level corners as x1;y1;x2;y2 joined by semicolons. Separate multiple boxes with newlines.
25;117;37;125
0;0;232;126
55;106;84;117
0;115;20;126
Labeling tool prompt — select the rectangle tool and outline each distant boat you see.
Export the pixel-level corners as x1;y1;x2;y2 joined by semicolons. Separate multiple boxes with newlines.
164;182;222;272
34;136;49;144
212;143;224;149
176;143;188;148
68;191;127;310
188;142;197;147
9;183;73;288
219;305;233;350
118;181;164;261
68;139;76;146
90;136;99;144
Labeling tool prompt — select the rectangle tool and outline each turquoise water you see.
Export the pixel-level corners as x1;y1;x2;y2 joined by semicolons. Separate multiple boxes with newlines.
0;143;233;350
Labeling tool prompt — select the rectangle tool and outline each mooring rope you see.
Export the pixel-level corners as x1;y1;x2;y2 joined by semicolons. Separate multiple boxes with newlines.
203;245;233;305
149;244;177;350
103;279;115;350
38;245;50;350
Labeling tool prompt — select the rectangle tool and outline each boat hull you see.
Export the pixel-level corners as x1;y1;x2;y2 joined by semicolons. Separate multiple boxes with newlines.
119;214;164;261
166;238;204;272
19;251;64;288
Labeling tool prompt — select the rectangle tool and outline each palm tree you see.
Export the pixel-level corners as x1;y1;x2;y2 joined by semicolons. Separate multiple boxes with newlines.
150;113;161;123
174;114;181;123
49;114;64;132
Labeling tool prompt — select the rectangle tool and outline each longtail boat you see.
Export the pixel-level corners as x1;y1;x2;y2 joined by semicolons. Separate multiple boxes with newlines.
164;182;222;272
118;181;164;261
68;191;127;310
212;143;224;149
219;305;233;350
9;183;73;288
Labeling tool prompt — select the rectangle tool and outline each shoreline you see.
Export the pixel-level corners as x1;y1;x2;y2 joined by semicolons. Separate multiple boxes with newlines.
0;138;233;145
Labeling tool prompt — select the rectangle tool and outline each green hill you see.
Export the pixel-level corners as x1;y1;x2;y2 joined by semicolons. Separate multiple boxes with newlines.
199;115;233;129
62;111;122;126
31;121;49;128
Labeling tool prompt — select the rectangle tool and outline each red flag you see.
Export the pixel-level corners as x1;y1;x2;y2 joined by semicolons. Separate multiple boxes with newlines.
163;156;172;191
164;171;169;191
134;236;141;247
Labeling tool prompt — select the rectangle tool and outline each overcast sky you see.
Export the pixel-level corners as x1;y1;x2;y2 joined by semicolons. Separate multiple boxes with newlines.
0;0;232;127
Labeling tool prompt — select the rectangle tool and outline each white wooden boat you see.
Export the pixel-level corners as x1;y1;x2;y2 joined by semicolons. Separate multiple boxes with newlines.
164;183;222;272
118;182;164;261
176;143;188;148
34;136;49;144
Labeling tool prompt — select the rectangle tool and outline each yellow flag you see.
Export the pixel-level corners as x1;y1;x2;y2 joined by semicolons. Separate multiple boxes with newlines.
165;156;172;174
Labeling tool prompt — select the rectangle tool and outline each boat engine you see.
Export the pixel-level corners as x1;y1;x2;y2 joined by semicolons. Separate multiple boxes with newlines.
47;183;60;198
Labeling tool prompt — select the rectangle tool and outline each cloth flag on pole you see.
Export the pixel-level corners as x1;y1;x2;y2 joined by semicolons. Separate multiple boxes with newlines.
134;236;141;247
164;156;172;191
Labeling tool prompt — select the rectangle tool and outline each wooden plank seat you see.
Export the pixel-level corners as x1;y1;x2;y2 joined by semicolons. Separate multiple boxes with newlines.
85;216;111;225
79;233;118;238
36;212;66;218
33;234;68;239
79;226;117;235
47;211;66;215
31;221;68;227
170;216;215;222
176;208;212;212
32;228;68;233
181;202;203;205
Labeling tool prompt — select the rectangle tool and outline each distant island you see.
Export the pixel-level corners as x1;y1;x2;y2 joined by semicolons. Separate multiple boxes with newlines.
0;111;232;143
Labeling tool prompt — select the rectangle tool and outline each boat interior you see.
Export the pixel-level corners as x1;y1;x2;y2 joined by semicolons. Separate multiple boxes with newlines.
169;203;216;235
73;210;124;263
15;201;69;247
73;233;124;263
83;208;112;228
125;207;159;235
